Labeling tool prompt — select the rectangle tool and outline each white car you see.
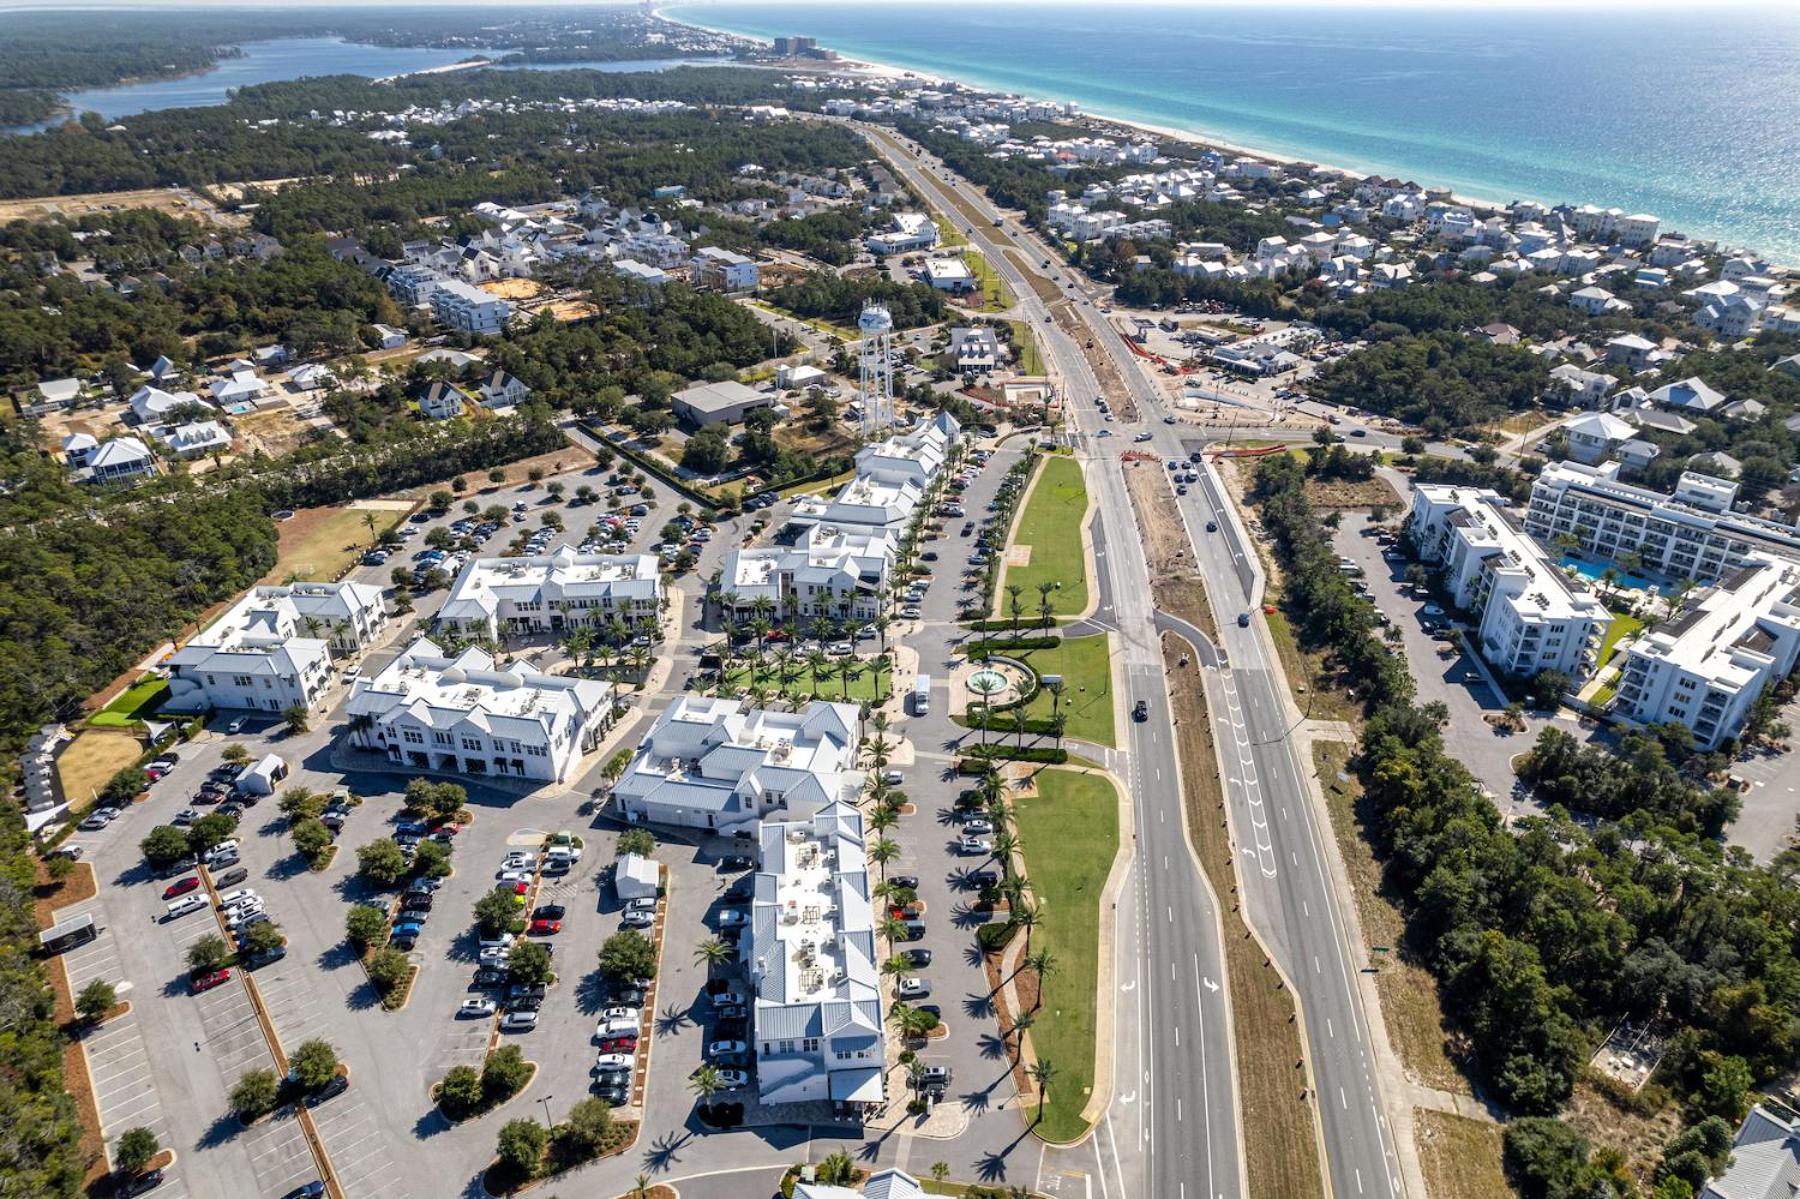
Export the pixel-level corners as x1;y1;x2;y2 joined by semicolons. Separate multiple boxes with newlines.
225;901;266;929
459;999;498;1019
599;1006;639;1023
216;888;259;910
899;605;922;620
622;910;655;928
496;869;532;885
502;853;538;871
165;894;208;920
593;1053;634;1071
478;946;512;966
707;1039;747;1058
825;641;854;657
500;1010;538;1032
957;835;993;856
714;1069;750;1090
226;717;247;734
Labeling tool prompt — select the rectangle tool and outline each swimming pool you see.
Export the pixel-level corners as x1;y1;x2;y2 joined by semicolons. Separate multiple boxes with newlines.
1559;554;1654;591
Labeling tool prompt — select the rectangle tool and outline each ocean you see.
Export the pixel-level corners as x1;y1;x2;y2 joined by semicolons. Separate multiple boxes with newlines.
4;38;735;135
665;2;1800;262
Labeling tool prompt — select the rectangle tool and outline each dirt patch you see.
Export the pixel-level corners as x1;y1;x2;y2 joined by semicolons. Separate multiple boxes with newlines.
263;504;403;584
1562;1078;1683;1189
0;185;238;227
1004;545;1033;567
1163;631;1324;1199
479;277;544;301
56;730;144;809
536;298;599;323
232;406;320;459
1415;1109;1509;1199
34;859;98;929
1304;474;1405;510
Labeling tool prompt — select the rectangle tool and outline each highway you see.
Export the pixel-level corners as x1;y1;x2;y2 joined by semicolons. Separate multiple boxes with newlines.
860;122;1409;1199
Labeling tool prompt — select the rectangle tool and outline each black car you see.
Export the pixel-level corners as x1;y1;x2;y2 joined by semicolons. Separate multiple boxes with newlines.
304;1075;349;1107
591;1083;631;1103
401;893;434;913
472;968;507;988
1133;699;1149;721
214;866;250;889
959;522;974;537
245;946;287;970
1206;520;1219;532
532;903;565;922
888;874;920;892
505;994;543;1013
904;948;933;969
611;986;645;1007
115;1170;164;1197
716;855;753;872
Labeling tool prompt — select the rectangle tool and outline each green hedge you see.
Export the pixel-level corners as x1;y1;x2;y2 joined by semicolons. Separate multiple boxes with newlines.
960;714;1060;737
962;744;1068;765
976;920;1018;952
966;636;1061;654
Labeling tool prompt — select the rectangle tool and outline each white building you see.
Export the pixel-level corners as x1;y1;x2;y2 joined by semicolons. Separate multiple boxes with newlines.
748;802;885;1113
438;547;662;640
949;326;1001;373
163;590;339;714
796;1170;924;1199
85;437;158;485
612;697;863;835
416;381;471;420
1614;555;1800;749
690;245;760;291
430;278;511;335
791;412;961;537
614;258;671;286
719;524;895;623
476;370;531;409
1526;459;1800;583
1409;484;1611;681
344;637;615;784
155;419;233;458
924;256;975;292
866;212;938;254
1548;363;1617;409
129;384;208;425
776;363;827;391
673;379;774;428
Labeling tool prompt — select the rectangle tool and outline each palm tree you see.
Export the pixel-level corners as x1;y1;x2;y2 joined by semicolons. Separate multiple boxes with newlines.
1036;580;1056;632
1028;1059;1057;1124
869;836;899;880
879;914;908;946
805;649;830;697
991;830;1018;866
1026;950;1057;1008
689;1064;724;1115
634;1173;653;1198
1049;711;1068;751
883;952;913;977
875;614;893;655
694;937;734;972
837;655;858;701
891;1002;935;1042
1014;904;1040;957
362;511;379;545
867;805;898;835
1006;584;1025;637
1009;1010;1036;1063
931;1163;950;1184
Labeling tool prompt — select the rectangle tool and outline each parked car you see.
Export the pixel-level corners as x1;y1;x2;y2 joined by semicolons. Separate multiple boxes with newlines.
707;1039;747;1059
896;976;933;1000
500;1011;539;1033
190;968;231;994
304;1076;348;1107
593;1053;634;1072
162;877;200;900
165;894;207;920
459;998;498;1019
904;948;933;969
957;835;993;855
116;1170;165;1197
621;910;654;928
961;817;993;835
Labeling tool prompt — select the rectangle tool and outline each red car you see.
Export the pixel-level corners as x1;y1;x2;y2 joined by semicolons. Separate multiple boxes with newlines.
529;904;565;936
190;968;231;994
162;877;200;900
599;1035;638;1053
529;917;562;935
508;881;529;896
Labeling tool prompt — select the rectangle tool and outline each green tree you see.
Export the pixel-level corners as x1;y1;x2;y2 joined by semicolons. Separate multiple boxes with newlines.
278;787;324;822
186;811;238;855
507;940;553;986
482;1045;532;1101
345;904;388;948
412;838;451;879
239;920;284;957
694;936;734;971
597;929;657;983
77;978;117;1023
289;1039;339;1091
475;889;520;935
230;1068;279;1122
1696;1054;1753;1123
114;1126;159;1176
140;824;191;868
221;743;251;766
364;947;410;993
616;827;655;858
281;703;310;734
356;838;408;886
495;1117;547;1180
436;1064;483;1118
558;1096;613;1157
186;933;229;973
291;818;332;864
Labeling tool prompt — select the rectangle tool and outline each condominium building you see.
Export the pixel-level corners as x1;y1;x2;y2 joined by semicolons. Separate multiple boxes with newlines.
244;582;388;655
344;637;615;783
690;245;760;291
790;412;961;536
747;802;885;1113
163;587;354;713
437;548;662;640
430;277;511;335
1409;485;1611;680
719;524;895;623
1613;555;1800;749
612;697;864;835
1526;460;1800;584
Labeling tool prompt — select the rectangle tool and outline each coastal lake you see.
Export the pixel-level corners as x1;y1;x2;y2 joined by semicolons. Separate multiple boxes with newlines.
5;37;736;134
669;2;1800;262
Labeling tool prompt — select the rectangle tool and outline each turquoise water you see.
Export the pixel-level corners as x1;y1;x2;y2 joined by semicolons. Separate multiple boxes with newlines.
667;2;1800;262
1560;554;1653;592
5;39;733;134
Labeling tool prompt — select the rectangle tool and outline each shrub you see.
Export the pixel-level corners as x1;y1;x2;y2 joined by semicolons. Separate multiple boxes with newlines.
356;838;408;886
185;933;229;973
186;812;237;854
291;818;332;864
495;1118;548;1181
238;921;284;957
482;1045;532;1102
436;1065;483;1119
557;1096;613;1158
139;825;190;868
77;979;117;1023
616;827;656;858
345;904;388;948
114;1127;159;1176
365;947;410;995
412;838;452;879
474;889;520;935
289;1039;339;1091
507;941;553;986
597;930;657;983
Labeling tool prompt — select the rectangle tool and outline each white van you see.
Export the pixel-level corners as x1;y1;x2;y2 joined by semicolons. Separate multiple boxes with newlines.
165;894;207;920
216;888;259;910
913;675;932;716
596;1016;640;1040
204;839;240;863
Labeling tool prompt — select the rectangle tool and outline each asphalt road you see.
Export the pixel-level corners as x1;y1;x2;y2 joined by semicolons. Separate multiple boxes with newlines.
865;123;1410;1199
862;124;1246;1199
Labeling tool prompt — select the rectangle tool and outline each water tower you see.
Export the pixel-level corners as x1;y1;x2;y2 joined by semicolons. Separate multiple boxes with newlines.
858;302;895;435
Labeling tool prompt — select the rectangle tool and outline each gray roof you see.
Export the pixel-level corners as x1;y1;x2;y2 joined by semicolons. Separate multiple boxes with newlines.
1703;1106;1800;1199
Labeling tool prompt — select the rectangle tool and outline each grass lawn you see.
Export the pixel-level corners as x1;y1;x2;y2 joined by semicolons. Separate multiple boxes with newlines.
963;250;1014;311
1598;610;1646;667
1002;634;1115;748
1008;319;1046;375
1001;455;1090;618
56;729;144;806
1263;606;1359;723
1011;768;1118;1144
723;656;892;703
89;677;169;728
933;216;969;247
265;505;402;583
1415;1110;1510;1199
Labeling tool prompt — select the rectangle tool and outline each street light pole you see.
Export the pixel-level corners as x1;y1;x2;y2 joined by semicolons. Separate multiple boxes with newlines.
538;1094;555;1129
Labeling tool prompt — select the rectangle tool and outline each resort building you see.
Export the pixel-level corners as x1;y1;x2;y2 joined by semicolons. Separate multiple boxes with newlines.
612;697;864;835
1408;484;1611;681
1526;460;1800;584
796;1170;925;1199
924;256;975;292
719;525;895;623
85;437;158;485
1614;555;1800;749
747;802;885;1113
790;412;961;538
437;548;662;641
430;277;511;335
344;637;615;784
690;246;760;291
866;212;939;254
949;326;1001;373
1700;1104;1800;1199
164;596;332;714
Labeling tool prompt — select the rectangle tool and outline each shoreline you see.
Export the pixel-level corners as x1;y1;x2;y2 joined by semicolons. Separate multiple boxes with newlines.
657;6;1774;258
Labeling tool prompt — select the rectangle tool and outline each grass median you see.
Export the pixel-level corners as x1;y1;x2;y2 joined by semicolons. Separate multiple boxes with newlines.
1012;768;1117;1143
1000;455;1090;619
